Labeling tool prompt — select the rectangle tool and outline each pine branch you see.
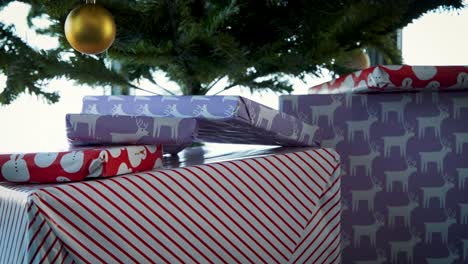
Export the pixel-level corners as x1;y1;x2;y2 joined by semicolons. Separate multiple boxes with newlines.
0;0;464;103
0;22;134;104
145;75;176;95
164;0;202;95
206;74;226;91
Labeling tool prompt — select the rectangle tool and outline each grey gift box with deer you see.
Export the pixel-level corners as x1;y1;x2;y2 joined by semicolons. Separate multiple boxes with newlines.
80;95;321;147
280;91;468;264
66;114;197;147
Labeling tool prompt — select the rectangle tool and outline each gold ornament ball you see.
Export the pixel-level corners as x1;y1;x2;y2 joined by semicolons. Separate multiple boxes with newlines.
344;49;370;70
65;4;116;55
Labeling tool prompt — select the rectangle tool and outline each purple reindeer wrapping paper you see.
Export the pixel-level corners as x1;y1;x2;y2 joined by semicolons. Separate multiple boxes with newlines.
280;91;468;264
66;114;197;154
80;95;321;147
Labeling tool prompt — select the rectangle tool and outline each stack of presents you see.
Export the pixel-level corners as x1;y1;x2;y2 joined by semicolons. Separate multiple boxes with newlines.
0;65;467;263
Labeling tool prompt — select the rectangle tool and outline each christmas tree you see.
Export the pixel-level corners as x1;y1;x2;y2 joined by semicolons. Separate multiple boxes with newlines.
0;0;464;104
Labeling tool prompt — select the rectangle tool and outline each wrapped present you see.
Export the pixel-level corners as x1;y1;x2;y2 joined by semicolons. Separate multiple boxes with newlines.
280;90;468;263
79;95;321;147
0;146;341;263
309;65;468;94
0;145;163;183
66;114;197;148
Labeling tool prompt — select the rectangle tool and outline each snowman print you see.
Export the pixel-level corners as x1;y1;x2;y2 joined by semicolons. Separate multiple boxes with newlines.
146;145;158;154
107;147;123;158
1;154;31;182
128;146;147;167
60;151;84;173
153;158;163;169
34;152;59;168
87;150;109;178
412;66;437;80
117;163;132;175
56;176;71;182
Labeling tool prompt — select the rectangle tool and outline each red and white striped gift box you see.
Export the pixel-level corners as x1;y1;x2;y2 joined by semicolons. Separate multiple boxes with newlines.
0;147;341;264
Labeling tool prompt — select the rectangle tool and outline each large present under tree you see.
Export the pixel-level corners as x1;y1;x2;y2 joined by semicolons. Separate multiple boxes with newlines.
0;146;341;263
280;66;468;264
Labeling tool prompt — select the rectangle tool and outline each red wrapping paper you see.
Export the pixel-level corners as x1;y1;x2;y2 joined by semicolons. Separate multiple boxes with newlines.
0;145;163;183
309;65;468;94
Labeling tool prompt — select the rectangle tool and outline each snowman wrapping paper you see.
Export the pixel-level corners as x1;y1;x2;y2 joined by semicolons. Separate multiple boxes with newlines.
309;65;468;94
0;145;163;183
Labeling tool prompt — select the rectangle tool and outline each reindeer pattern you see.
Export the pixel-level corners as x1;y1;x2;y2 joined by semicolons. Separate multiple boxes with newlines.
387;193;419;228
381;123;415;158
425;245;460;264
279;90;468;264
380;94;412;123
68;113;195;146
457;168;468;190
68;114;99;138
110;119;149;143
346;107;378;142
351;175;382;212
389;229;422;264
424;209;457;244
77;95;319;149
352;212;385;247
385;157;417;192
420;173;455;208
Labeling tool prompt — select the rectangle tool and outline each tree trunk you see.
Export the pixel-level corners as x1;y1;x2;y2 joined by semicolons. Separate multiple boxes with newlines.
110;61;130;95
186;80;203;95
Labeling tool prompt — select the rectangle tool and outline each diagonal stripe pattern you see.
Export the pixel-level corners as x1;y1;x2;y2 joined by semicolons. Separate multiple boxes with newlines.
1;148;341;264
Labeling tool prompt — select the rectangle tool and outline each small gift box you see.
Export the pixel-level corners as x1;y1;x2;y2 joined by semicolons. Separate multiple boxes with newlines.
309;65;468;94
79;95;322;147
0;145;163;183
280;65;468;264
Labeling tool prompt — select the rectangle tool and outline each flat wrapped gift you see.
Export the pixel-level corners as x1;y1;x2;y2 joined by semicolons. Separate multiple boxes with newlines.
0;145;163;183
80;95;321;147
280;90;468;263
0;145;341;263
66;114;197;147
309;65;468;94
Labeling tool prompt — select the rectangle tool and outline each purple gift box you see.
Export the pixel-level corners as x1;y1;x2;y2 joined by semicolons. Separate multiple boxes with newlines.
66;114;197;154
80;95;321;147
279;91;468;263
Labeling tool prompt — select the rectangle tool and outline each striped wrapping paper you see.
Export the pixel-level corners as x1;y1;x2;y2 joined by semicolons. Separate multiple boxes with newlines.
0;148;341;264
